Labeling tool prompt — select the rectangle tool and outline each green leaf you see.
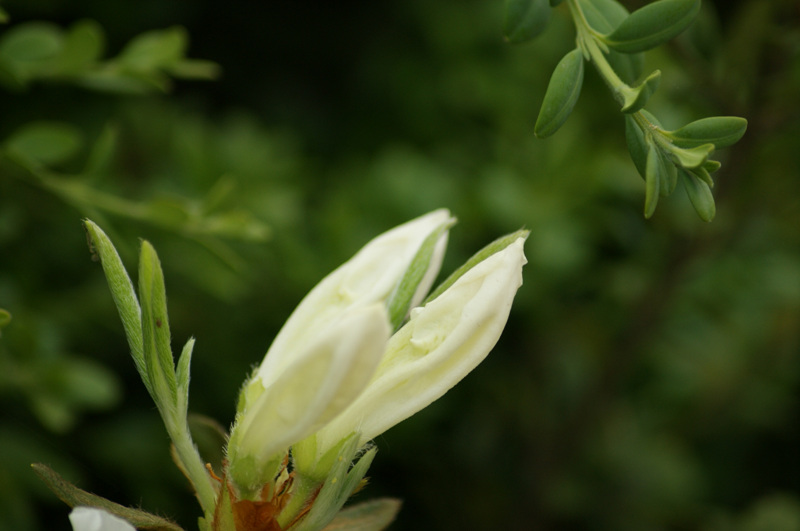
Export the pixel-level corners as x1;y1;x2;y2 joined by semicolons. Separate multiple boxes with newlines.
680;168;715;221
703;158;722;173
535;47;584;137
167;59;220;80
83;221;150;396
618;69;660;113
83;124;118;177
667;142;714;169
604;0;701;53
606;48;644;85
5;121;82;167
118;26;187;71
56;19;105;74
425;229;529;305
550;0;565;6
0;308;10;331
31;463;185;531
138;240;179;410
667;116;748;148
0;8;9;24
175;337;195;418
504;0;551;44
323;499;403;531
579;0;630;33
0;22;63;63
643;141;676;217
625;114;648;179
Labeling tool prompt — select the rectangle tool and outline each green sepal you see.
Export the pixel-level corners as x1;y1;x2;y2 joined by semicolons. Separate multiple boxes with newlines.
32;463;185;531
680;168;716;222
535;47;584;138
503;0;551;44
666;116;748;148
618;69;660;113
138;240;179;411
386;219;454;331
83;220;150;396
424;229;529;305
322;498;402;531
603;0;701;53
292;435;377;531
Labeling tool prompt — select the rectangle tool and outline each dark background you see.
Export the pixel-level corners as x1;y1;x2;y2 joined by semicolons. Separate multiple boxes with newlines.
1;0;798;529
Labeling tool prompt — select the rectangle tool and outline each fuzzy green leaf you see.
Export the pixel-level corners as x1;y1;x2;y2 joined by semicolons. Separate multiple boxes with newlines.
138;240;178;410
504;0;551;43
83;221;150;396
32;464;185;531
680;169;716;221
535;47;584;137
667;116;748;148
322;499;403;531
604;0;701;53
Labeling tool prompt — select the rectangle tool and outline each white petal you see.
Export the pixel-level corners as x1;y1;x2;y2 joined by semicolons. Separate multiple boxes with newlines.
234;303;391;461
317;237;527;450
256;209;453;386
69;507;135;531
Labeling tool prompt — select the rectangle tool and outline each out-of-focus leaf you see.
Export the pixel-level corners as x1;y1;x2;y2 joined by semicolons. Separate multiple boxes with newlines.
117;27;187;71
0;22;62;63
56;20;104;74
580;0;630;33
535;48;584;137
167;59;220;80
0;309;10;334
604;0;701;53
5;121;82;167
322;499;403;531
504;0;551;44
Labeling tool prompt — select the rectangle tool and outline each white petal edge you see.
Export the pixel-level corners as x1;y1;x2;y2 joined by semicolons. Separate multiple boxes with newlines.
316;236;527;452
256;209;453;386
69;507;135;531
234;303;391;463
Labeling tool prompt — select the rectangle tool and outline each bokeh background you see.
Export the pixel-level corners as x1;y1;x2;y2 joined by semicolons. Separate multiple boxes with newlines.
1;0;798;529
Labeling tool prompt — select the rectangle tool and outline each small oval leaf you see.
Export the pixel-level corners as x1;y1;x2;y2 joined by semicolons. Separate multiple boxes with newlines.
680;168;715;221
535;47;584;137
667;142;714;169
504;0;551;44
5;121;82;166
604;0;701;53
625;115;648;179
619;69;660;113
644;142;663;218
580;0;630;33
667;116;748;148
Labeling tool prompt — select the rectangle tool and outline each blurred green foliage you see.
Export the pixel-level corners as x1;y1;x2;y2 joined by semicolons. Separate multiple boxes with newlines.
0;0;798;529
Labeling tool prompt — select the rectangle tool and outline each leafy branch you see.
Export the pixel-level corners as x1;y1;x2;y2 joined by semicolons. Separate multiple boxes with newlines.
504;0;747;221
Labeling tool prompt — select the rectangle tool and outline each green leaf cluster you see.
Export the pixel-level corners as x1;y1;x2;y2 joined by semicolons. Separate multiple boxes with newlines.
504;0;747;220
0;20;218;93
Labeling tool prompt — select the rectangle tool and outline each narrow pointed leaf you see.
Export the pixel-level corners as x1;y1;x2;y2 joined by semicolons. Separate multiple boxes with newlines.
644;142;663;218
32;464;184;531
504;0;551;43
625;115;648;179
83;221;150;396
322;499;402;531
667;116;748;148
619;69;660;113
680;169;716;221
175;337;195;417
138;240;178;408
604;0;701;53
535;47;584;137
